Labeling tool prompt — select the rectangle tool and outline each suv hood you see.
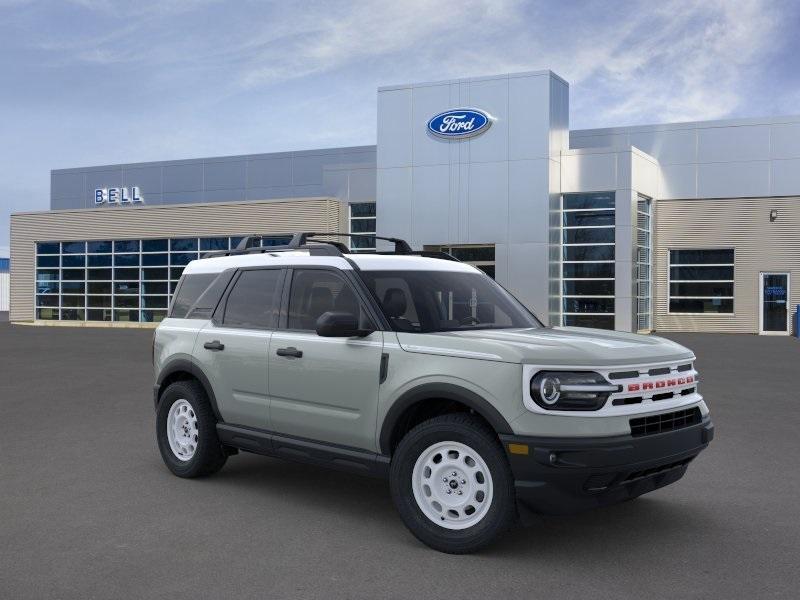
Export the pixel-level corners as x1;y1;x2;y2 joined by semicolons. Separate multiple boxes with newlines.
395;326;694;367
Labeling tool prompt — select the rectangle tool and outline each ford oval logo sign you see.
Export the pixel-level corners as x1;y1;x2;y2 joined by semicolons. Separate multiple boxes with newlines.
427;108;493;139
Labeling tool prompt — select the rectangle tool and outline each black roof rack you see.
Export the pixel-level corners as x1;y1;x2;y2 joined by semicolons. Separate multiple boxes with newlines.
200;232;459;262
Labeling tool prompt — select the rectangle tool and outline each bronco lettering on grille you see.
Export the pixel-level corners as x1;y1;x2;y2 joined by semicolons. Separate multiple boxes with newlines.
627;375;694;393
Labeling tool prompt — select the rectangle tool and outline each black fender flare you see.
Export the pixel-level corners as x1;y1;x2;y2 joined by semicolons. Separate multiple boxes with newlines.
379;383;513;455
154;358;223;422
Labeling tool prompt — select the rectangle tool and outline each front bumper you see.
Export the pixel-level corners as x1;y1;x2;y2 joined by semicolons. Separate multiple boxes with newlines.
499;416;714;515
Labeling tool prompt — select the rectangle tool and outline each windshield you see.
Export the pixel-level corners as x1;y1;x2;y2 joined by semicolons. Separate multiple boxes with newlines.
359;270;542;333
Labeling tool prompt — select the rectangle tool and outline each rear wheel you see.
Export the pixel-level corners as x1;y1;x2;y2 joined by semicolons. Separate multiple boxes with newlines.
156;380;227;478
390;413;516;553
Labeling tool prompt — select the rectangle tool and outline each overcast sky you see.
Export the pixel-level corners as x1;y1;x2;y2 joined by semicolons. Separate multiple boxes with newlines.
1;0;799;250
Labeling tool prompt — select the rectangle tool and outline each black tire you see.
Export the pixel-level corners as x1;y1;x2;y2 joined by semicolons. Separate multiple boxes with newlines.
156;380;227;478
389;413;517;554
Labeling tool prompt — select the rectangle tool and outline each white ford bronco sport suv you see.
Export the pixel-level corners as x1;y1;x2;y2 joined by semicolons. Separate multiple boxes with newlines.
153;232;713;554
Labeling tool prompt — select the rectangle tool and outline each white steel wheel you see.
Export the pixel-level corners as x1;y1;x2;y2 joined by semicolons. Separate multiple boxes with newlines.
411;440;494;530
166;399;199;461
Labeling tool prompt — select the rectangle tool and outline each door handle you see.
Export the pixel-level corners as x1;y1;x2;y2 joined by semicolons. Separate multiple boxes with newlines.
203;340;225;351
276;346;303;358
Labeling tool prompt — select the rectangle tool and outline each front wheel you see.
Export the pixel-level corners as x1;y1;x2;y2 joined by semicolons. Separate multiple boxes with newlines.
390;413;517;554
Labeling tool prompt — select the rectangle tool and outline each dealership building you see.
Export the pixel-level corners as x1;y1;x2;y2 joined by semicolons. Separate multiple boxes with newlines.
9;69;799;334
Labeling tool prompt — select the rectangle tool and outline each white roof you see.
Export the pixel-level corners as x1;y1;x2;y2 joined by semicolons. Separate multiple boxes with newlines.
182;249;477;275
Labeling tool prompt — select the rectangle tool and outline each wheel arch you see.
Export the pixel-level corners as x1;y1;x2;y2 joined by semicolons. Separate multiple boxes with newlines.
155;359;223;422
379;383;513;456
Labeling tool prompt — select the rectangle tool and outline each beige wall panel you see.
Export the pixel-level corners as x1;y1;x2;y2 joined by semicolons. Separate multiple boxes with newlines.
654;197;800;333
10;198;345;321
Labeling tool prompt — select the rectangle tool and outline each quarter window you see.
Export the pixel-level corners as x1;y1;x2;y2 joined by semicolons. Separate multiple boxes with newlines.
222;269;282;329
668;249;734;314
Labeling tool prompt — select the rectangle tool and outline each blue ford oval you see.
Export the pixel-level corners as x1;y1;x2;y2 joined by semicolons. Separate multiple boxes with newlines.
427;108;493;139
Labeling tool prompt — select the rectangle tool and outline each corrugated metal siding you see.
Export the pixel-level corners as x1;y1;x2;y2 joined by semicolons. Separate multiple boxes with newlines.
654;197;800;333
0;272;9;311
10;198;345;321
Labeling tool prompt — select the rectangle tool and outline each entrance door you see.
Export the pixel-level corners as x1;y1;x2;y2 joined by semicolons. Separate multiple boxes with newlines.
759;273;790;335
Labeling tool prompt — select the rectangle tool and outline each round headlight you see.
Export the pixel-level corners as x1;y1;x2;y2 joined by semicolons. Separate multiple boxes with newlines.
538;375;561;405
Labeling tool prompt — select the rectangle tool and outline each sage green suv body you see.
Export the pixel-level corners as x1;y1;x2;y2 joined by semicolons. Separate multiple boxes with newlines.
153;235;713;553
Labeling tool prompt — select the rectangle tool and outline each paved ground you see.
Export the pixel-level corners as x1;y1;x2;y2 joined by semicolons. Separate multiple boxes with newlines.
1;323;798;599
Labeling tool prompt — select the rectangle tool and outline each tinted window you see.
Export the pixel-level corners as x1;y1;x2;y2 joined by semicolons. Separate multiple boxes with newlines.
223;269;282;329
287;269;369;331
360;270;540;333
171;273;217;318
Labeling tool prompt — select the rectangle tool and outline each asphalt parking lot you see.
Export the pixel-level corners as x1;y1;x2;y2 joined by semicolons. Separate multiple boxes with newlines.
1;323;798;599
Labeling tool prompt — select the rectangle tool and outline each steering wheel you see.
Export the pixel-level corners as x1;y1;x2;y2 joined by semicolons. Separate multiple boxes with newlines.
458;315;481;325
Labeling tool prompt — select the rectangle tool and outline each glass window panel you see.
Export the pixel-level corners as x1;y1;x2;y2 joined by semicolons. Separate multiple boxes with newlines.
350;203;376;217
563;228;615;244
261;236;293;247
563;280;615;296
61;295;84;307
88;282;112;294
669;299;734;313
141;253;168;266
87;309;112;321
61;309;85;320
36;281;59;294
563;192;615;210
200;237;229;251
222;269;282;328
87;240;112;253
61;241;86;254
62;269;85;281
142;239;168;252
36;307;59;320
37;269;60;281
670;281;734;297
287;270;365;331
142;281;168;295
114;240;140;253
88;254;112;267
170;274;217;318
170;252;197;266
114;253;140;267
114;309;139;322
143;267;169;280
62;282;85;294
115;295;139;308
62;255;86;268
670;266;733;281
36;295;59;307
37;255;59;268
563;297;615;314
350;219;376;233
114;281;139;295
114;268;139;280
670;249;734;265
477;264;495;279
562;263;615;278
141;310;167;323
563;314;615;329
88;295;112;308
170;281;179;294
563;211;615;227
351;236;375;249
142;295;169;309
230;236;244;249
88;268;112;281
170;238;198;251
563;245;614;261
36;242;60;254
444;247;496;262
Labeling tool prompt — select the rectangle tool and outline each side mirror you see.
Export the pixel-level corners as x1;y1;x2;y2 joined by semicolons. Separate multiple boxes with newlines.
315;311;373;337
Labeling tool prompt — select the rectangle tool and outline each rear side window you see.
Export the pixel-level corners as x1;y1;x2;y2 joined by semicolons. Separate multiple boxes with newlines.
222;269;282;329
170;274;217;318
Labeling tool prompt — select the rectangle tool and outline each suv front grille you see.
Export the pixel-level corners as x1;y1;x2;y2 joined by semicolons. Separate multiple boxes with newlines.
629;407;702;437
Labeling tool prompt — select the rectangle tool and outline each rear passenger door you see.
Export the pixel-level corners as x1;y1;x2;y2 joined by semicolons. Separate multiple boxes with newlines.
194;268;284;428
268;268;384;451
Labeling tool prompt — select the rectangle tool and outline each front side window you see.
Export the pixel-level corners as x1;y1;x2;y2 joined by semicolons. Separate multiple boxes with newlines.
287;269;371;331
360;270;540;333
668;249;734;314
222;269;282;329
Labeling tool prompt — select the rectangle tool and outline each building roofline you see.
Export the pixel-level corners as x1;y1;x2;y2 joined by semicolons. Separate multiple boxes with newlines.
572;114;800;137
378;69;568;92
